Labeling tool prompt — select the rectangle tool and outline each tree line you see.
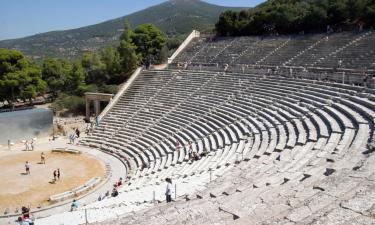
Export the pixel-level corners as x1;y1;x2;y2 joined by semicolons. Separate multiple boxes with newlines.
0;22;168;113
216;0;375;36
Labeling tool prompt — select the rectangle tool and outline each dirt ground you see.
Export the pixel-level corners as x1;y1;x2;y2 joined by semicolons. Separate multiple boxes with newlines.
0;150;105;213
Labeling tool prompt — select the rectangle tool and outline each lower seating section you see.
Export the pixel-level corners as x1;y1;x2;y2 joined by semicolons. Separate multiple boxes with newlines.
49;177;101;202
37;68;375;225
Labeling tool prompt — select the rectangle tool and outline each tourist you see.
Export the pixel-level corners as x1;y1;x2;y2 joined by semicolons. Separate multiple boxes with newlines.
69;133;76;144
111;187;119;197
25;161;30;175
24;216;34;225
17;216;29;225
117;178;123;186
175;140;181;152
53;170;57;181
85;125;90;134
70;199;78;211
188;148;193;161
41;152;45;164
57;168;61;180
75;128;80;138
188;140;193;160
24;141;29;151
95;116;100;126
21;206;30;217
363;73;369;88
165;178;172;203
193;151;200;161
30;139;35;151
69;134;73;144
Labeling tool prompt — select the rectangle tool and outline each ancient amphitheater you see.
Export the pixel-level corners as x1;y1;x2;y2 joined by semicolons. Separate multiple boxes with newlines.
37;30;375;224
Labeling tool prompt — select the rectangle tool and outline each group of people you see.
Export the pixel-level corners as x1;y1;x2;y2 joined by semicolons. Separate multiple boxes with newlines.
95;177;173;204
23;152;47;175
175;140;202;162
69;128;81;144
53;168;61;182
97;177;123;201
24;139;35;151
16;206;34;225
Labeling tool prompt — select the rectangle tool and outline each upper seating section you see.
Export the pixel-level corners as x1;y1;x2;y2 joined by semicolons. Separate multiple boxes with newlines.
173;31;375;71
70;69;375;225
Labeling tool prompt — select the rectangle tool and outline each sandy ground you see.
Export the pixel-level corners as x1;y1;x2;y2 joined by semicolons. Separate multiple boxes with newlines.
0;150;105;213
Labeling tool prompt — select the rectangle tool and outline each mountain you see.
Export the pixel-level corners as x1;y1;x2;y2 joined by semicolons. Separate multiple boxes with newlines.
0;0;247;60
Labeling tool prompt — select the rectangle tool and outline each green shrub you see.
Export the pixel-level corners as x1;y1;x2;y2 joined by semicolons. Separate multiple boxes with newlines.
99;85;118;94
50;93;85;115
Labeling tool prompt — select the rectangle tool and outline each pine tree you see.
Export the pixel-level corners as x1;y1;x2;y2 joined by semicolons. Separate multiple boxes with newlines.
117;21;139;78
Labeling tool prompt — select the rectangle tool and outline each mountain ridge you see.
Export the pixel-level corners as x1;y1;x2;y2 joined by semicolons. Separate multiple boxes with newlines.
0;0;247;59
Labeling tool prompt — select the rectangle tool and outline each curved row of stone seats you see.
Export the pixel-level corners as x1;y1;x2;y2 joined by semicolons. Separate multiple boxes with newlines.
192;38;235;64
315;30;375;69
125;69;374;189
51;147;81;154
103;72;326;181
264;34;325;66
100;71;370;186
87;71;268;183
39;69;375;225
85;71;216;170
49;177;101;202
173;31;375;72
93;139;375;225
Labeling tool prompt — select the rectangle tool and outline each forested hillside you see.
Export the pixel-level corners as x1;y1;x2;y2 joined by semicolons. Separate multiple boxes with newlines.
0;0;246;59
0;23;166;114
216;0;375;36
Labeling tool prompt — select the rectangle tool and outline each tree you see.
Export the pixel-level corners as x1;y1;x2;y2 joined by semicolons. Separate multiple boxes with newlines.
100;46;122;84
0;49;46;107
131;23;167;64
81;52;108;85
66;61;85;95
21;66;47;103
42;58;70;97
117;21;139;78
215;0;375;36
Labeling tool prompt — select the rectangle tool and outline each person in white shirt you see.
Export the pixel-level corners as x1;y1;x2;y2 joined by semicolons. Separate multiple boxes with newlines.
165;178;172;203
30;139;35;151
25;141;29;151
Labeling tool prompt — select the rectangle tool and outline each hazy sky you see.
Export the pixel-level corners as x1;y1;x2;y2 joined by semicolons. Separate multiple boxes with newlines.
0;0;264;41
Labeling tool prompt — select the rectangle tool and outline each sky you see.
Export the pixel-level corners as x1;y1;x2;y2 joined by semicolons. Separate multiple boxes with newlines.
0;0;264;41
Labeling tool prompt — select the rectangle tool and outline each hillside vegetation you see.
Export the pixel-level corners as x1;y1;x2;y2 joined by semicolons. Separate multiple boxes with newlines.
0;23;165;114
0;0;246;59
216;0;375;36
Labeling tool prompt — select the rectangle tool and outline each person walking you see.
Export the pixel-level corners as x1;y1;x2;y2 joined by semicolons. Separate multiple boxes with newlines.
165;178;172;203
69;134;76;144
69;134;73;144
75;128;80;138
30;139;35;151
57;168;60;180
175;140;181;152
70;199;78;211
95;116;100;127
25;141;29;151
41;152;45;164
53;170;57;181
25;161;30;175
